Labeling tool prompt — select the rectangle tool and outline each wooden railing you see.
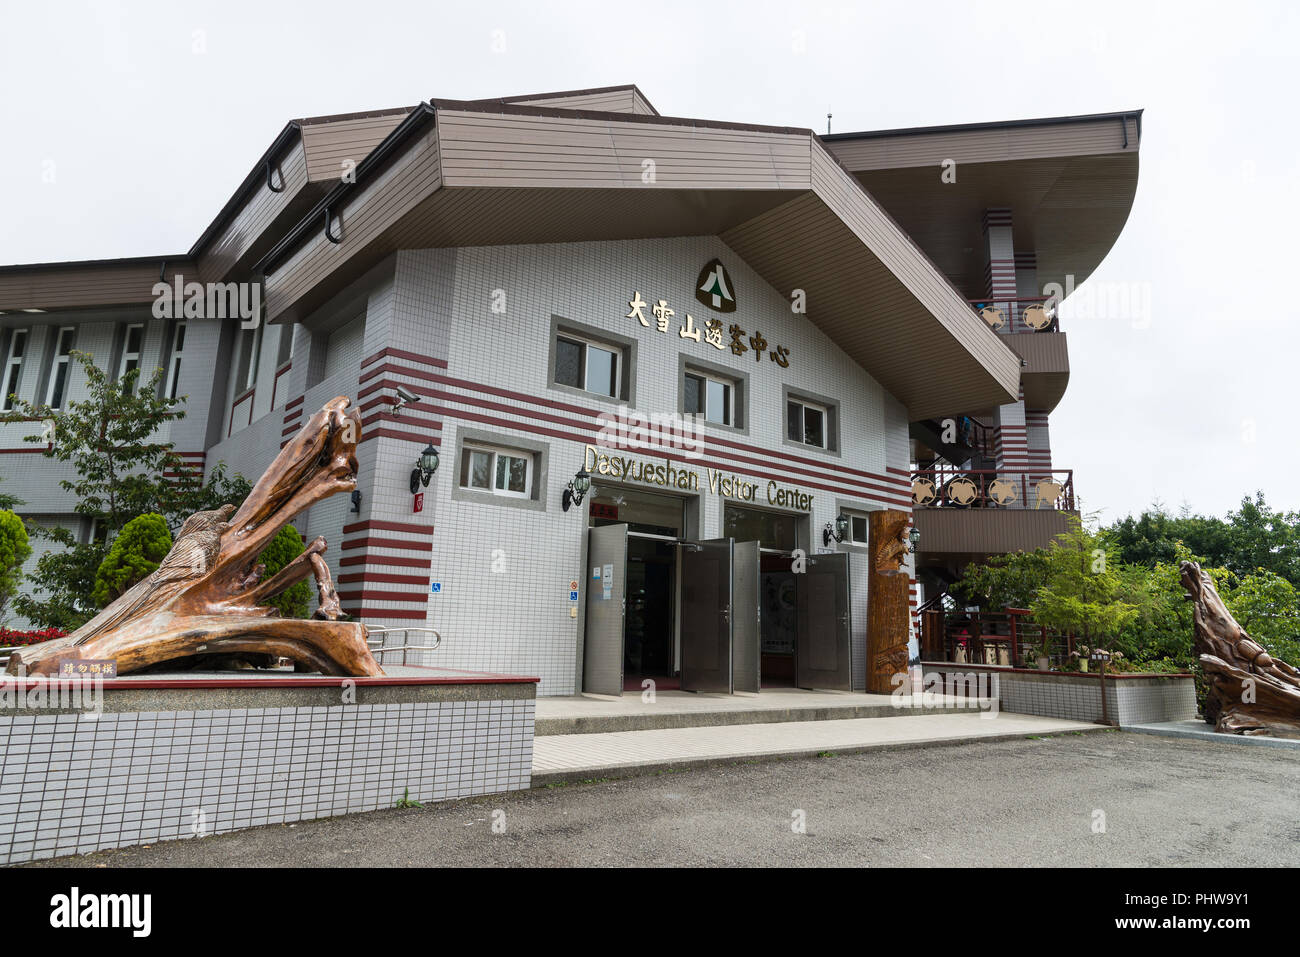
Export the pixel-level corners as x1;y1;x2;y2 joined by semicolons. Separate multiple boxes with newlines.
921;608;1076;668
910;467;1075;511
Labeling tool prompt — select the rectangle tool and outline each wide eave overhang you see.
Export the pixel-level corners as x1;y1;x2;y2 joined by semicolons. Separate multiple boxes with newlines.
253;99;1020;419
822;111;1142;298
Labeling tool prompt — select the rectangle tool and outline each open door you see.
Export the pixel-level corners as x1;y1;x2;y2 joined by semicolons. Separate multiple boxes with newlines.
796;552;852;690
731;540;761;693
679;538;732;693
582;523;628;695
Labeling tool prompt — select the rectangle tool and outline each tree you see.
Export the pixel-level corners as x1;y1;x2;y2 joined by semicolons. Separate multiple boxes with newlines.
91;513;173;608
1029;516;1141;650
950;547;1050;610
0;351;250;629
0;476;21;511
257;525;312;619
0;510;32;623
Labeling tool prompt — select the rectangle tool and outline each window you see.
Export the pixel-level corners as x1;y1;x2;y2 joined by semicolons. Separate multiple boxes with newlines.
234;321;264;395
787;397;828;449
684;370;734;426
164;322;186;401
849;513;868;545
118;323;144;395
459;445;533;499
555;334;620;398
45;326;76;409
1;329;28;412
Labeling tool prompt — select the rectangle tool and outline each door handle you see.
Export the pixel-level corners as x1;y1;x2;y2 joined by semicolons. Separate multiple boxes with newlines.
721;605;730;623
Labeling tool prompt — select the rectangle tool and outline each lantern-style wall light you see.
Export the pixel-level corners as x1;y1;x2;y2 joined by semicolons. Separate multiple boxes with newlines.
408;443;440;494
562;467;592;512
908;526;921;552
823;512;850;548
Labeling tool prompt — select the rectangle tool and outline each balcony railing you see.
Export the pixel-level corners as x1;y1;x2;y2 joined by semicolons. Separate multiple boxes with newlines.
911;467;1075;511
920;608;1077;668
968;295;1058;335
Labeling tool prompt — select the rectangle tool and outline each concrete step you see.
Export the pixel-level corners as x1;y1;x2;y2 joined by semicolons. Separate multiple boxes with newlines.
535;689;985;736
531;712;1106;786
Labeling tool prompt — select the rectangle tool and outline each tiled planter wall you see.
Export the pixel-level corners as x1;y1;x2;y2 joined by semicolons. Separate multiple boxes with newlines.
922;662;1197;726
0;696;534;865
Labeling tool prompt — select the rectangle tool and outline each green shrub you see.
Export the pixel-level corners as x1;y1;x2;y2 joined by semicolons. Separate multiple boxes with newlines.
92;513;173;607
0;510;33;623
258;525;311;619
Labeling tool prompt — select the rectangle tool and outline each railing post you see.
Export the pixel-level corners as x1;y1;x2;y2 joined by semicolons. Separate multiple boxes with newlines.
1009;613;1018;667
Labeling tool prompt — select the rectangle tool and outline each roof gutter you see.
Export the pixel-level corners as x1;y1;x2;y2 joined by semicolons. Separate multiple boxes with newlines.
254;102;439;278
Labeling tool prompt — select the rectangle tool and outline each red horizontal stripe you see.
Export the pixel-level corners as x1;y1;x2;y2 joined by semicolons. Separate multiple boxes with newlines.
338;572;428;585
341;536;433;552
337;589;427;603
340;554;430;569
341;606;428;620
342;519;434;535
360;347;448;371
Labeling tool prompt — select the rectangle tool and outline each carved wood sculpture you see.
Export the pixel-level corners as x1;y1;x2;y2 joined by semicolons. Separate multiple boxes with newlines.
866;509;912;694
6;396;384;678
1181;560;1300;737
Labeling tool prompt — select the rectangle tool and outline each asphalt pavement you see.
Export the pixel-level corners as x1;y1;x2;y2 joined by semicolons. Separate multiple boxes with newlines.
23;730;1300;867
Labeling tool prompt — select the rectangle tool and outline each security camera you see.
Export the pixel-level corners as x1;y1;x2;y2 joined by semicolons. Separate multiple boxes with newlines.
391;385;420;415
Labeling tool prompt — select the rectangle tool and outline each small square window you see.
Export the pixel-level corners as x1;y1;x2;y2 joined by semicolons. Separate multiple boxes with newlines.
685;369;735;426
554;334;621;399
460;445;534;500
787;398;829;449
851;515;868;544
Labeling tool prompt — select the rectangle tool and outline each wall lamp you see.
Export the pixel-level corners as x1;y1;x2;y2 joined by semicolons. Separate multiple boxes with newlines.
909;526;921;551
823;512;849;548
408;443;440;494
562;467;592;512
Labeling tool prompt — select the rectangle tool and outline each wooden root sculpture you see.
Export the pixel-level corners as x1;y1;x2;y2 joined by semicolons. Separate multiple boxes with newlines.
6;396;384;678
866;509;912;694
1181;560;1300;737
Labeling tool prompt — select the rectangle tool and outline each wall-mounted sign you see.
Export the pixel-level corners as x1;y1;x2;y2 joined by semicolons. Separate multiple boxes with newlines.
627;268;790;369
582;444;814;511
695;258;737;313
413;492;424;513
430;582;442;595
591;502;619;520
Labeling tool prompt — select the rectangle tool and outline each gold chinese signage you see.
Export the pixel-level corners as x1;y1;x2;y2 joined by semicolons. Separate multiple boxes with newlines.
627;260;791;368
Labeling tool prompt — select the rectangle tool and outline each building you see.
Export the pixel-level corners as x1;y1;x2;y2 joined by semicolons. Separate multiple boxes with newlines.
0;85;1140;695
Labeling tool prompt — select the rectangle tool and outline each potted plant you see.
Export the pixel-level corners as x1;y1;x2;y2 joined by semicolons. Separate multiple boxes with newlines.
1033;632;1052;670
1075;644;1090;673
953;635;968;664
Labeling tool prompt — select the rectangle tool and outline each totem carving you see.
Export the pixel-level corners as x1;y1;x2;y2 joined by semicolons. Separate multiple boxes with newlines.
866;509;912;694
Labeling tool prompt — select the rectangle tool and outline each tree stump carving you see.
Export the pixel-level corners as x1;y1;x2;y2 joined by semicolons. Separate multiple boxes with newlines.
6;396;384;678
1181;560;1300;737
866;509;912;694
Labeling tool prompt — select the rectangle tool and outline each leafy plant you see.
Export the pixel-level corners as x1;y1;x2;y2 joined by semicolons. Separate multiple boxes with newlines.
91;513;173;608
395;788;423;809
257;525;312;619
0;510;32;624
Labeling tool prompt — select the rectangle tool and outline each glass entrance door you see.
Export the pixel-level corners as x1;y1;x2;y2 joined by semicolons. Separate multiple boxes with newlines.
796;552;853;690
679;539;732;693
582;523;628;695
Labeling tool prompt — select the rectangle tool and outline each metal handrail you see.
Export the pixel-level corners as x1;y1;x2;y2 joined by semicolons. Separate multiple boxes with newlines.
366;626;442;666
910;467;1075;511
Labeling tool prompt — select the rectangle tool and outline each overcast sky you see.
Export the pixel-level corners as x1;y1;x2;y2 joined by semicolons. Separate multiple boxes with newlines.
1;0;1296;523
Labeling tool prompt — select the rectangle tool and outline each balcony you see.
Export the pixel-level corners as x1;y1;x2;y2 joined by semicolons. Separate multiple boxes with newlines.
910;467;1077;560
968;297;1070;412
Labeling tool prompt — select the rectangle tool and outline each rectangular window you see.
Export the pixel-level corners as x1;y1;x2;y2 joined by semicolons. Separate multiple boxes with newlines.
118;323;144;396
554;334;620;398
1;329;28;412
849;514;868;544
45;326;76;410
164;322;186;401
684;371;734;426
787;397;827;448
459;445;534;499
